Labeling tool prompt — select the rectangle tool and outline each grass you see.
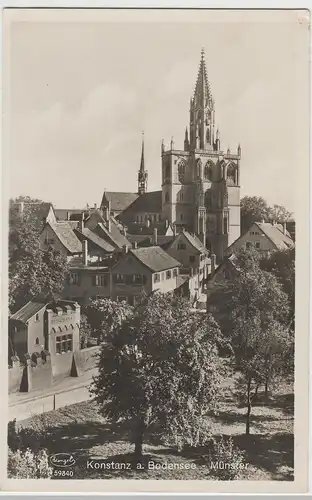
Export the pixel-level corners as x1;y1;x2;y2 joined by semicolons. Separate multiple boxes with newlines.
15;380;294;481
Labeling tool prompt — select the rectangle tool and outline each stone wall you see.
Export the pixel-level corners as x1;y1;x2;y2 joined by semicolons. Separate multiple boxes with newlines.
8;357;24;393
71;346;100;377
22;351;53;392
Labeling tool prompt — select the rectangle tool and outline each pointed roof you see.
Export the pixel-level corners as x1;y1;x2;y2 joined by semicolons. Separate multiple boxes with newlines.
193;48;213;105
139;131;145;173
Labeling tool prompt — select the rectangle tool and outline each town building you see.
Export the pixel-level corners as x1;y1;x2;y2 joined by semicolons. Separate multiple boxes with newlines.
62;241;111;305
110;246;182;305
99;49;241;262
224;221;294;258
9;297;81;391
9;297;80;362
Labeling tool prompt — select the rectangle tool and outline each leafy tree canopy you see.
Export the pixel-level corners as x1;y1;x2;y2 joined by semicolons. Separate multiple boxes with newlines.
91;293;229;455
9;196;68;313
209;247;293;434
240;196;293;234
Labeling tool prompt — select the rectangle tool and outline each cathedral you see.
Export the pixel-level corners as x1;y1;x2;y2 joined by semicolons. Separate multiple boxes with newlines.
101;49;241;262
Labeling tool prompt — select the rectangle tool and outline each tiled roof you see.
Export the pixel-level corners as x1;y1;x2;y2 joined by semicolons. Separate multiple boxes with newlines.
183;231;209;255
75;227;115;253
97;220;131;249
119;191;162;215
123;220;172;236
49;221;82;254
68;256;109;271
10;300;46;323
135;235;174;249
101;191;139;213
67;221;79;229
130;246;182;272
255;222;294;250
54;208;85;220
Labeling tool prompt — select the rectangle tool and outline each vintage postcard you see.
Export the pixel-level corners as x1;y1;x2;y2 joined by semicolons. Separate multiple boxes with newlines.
1;6;310;494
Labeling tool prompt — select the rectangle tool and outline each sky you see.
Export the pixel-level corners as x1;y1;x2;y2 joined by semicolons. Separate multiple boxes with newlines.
5;9;309;214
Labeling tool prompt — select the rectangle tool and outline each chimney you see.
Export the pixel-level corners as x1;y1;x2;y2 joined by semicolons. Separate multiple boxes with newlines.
132;241;138;249
261;218;265;224
67;211;71;220
211;254;216;275
94;203;97;210
78;213;84;232
123;245;129;254
82;240;88;266
283;222;287;235
153;228;158;246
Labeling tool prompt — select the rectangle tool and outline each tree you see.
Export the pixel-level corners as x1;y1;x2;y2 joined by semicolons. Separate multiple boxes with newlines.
210;248;293;434
9;245;69;312
85;298;133;343
268;204;293;223
240;196;293;234
79;315;92;349
9;201;68;312
91;294;228;457
260;247;295;328
240;196;271;233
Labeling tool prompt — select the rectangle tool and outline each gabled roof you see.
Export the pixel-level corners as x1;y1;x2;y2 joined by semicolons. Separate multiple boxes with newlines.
254;222;294;250
123;220;174;236
54;208;86;221
119;191;162;216
101;191;139;213
134;235;174;249
48;221;82;254
226;221;295;254
10;298;79;324
10;300;47;323
182;231;209;255
97;220;131;249
75;227;115;253
129;246;182;272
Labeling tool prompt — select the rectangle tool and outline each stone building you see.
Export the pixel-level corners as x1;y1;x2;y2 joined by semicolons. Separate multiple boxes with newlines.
110;246;181;305
225;221;294;258
99;49;241;262
161;49;240;262
9;298;81;391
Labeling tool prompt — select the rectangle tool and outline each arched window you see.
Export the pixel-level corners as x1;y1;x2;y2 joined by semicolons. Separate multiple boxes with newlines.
165;192;169;203
178;161;186;183
35;337;40;345
227;163;236;185
196;159;202;179
204;161;213;180
205;190;212;208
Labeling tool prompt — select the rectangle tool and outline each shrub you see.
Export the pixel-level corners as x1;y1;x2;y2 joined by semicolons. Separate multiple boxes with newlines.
8;415;49;453
7;448;52;479
206;436;245;480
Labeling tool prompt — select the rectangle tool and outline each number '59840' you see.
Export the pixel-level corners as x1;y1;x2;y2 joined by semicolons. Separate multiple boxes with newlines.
53;469;74;477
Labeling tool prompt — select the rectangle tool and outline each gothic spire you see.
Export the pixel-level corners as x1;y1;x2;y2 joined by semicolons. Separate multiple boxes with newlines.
193;48;213;106
140;131;145;173
138;131;147;195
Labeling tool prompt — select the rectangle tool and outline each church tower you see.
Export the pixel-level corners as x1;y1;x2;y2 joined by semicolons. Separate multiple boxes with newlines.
161;49;241;262
137;132;148;195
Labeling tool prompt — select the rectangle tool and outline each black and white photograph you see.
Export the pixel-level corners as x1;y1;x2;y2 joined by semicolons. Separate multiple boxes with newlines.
2;7;309;494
